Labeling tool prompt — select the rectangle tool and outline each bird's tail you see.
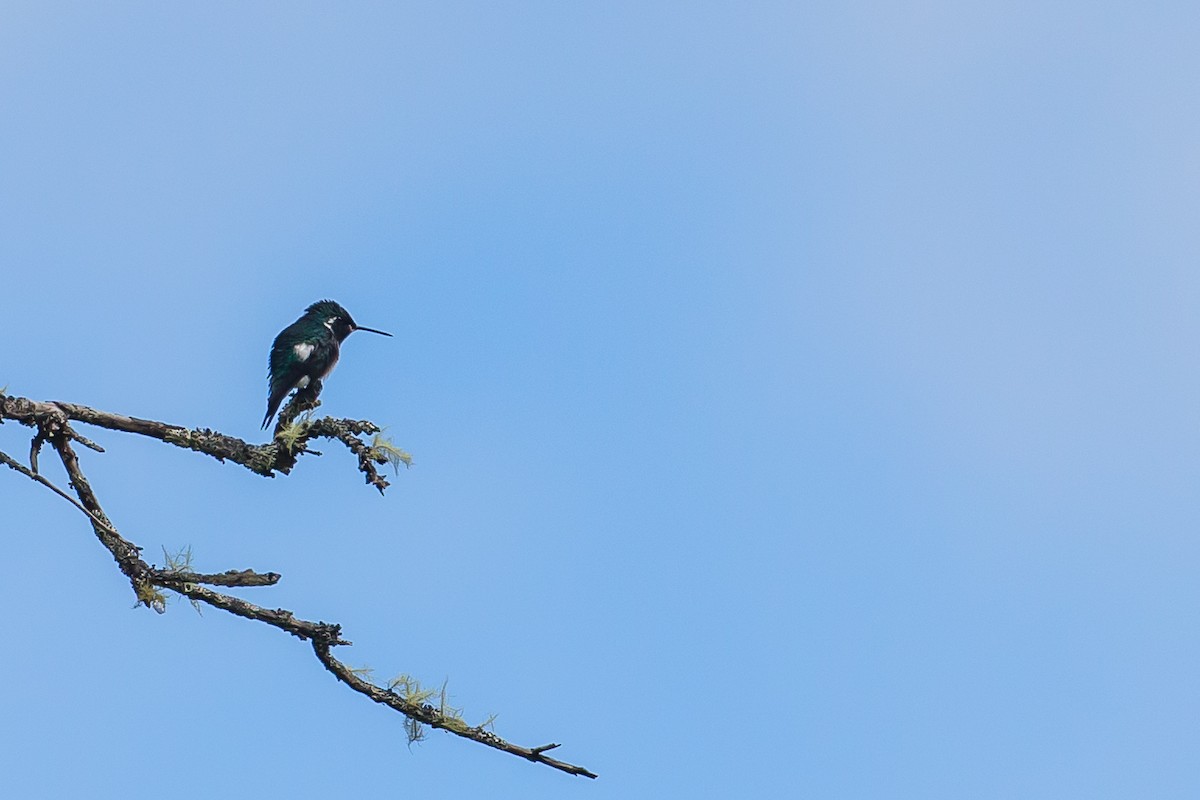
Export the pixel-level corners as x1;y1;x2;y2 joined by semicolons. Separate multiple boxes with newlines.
262;385;290;430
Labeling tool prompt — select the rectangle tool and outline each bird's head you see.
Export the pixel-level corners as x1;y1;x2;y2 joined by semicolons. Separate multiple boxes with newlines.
305;299;392;341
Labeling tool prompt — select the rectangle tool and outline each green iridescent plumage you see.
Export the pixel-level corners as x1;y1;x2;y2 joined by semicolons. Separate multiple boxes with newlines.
262;300;392;429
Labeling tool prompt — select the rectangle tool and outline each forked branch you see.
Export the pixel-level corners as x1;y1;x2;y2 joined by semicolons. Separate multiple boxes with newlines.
0;390;595;780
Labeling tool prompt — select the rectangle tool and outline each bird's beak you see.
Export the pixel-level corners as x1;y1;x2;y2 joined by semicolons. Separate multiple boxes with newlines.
354;325;393;337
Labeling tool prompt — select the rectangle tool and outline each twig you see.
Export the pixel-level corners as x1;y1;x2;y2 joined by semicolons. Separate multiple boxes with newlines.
0;448;125;541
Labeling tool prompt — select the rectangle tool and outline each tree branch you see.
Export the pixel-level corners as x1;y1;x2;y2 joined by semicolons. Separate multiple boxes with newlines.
0;390;595;779
311;641;598;778
2;393;400;493
154;568;282;587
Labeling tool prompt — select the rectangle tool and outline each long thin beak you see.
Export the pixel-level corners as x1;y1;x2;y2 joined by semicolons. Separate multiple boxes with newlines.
354;325;393;337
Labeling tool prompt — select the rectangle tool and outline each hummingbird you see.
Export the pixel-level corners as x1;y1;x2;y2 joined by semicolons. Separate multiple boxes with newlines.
262;299;392;429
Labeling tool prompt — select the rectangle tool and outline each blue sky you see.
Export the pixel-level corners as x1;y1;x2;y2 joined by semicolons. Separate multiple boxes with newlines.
2;2;1199;797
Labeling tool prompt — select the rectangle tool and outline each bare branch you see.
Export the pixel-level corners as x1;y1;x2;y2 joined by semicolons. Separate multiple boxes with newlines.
1;391;595;779
153;568;282;587
312;642;600;779
2;393;394;492
154;578;349;644
1;448;124;540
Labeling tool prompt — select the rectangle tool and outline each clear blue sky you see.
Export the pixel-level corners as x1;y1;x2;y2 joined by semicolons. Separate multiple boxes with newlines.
2;3;1198;797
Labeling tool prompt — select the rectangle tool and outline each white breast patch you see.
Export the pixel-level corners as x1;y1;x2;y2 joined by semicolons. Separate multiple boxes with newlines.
294;342;315;361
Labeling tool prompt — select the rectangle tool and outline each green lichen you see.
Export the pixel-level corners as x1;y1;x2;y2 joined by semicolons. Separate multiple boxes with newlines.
369;431;412;473
386;673;437;705
379;674;492;744
135;581;168;614
275;413;314;452
349;664;376;682
162;544;194;571
159;545;202;614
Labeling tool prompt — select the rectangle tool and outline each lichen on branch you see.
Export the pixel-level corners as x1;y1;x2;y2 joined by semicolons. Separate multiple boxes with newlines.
0;391;594;779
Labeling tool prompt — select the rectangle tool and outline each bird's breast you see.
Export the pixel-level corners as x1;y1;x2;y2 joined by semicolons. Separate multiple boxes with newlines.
320;349;340;380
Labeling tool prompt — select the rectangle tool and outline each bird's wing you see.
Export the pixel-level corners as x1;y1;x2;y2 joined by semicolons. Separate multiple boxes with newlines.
262;324;311;429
